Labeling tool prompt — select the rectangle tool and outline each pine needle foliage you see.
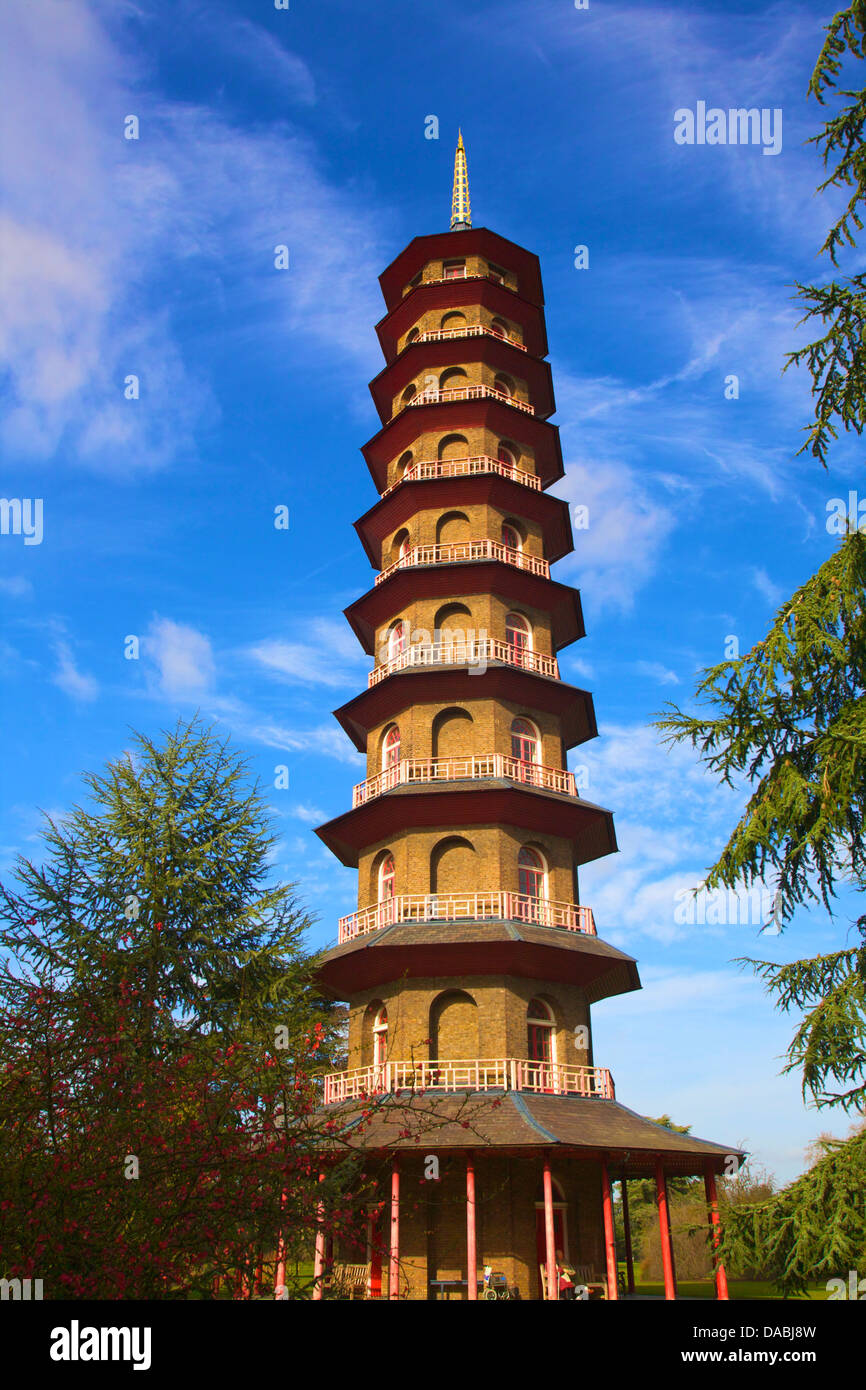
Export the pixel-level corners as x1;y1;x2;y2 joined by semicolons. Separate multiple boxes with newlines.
717;1126;866;1296
785;2;866;464
655;6;866;1120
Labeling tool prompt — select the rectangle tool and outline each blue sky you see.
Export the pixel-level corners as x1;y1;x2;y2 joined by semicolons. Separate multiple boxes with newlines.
1;0;863;1183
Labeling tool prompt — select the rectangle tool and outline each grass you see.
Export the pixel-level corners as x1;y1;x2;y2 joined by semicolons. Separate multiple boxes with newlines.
626;1276;831;1300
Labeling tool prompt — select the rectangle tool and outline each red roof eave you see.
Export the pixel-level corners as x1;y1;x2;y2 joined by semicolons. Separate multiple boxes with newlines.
353;477;574;568
343;562;584;654
314;782;618;868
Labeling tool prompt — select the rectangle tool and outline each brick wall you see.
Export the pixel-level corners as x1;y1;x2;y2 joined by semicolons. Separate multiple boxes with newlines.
347;971;591;1069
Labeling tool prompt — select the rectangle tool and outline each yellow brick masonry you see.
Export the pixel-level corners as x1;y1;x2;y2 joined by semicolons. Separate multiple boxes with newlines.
357;824;577;909
385;425;538;489
347;973;592;1070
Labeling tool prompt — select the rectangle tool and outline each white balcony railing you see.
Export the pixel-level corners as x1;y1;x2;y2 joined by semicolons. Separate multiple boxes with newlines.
352;753;576;809
337;891;596;944
376;538;549;586
323;1057;614;1105
400;384;535;416
368;638;559;688
381;454;542;498
405;325;527;352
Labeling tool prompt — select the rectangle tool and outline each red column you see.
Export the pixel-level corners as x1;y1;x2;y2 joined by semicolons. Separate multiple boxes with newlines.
704;1166;730;1301
601;1159;619;1300
655;1158;676;1301
274;1188;288;1299
312;1172;326;1301
621;1176;635;1294
389;1158;400;1300
542;1157;557;1300
466;1156;477;1301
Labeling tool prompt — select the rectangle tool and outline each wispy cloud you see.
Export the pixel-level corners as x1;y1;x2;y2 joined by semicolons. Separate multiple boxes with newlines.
52;639;98;702
751;566;784;606
0;0;385;475
0;576;33;597
246;618;366;689
636;660;680;685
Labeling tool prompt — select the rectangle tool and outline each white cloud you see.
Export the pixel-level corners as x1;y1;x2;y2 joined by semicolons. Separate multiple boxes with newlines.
287;803;327;824
233;717;363;766
0;0;385;474
554;457;678;611
144;618;215;699
216;18;317;105
0;576;33;597
52;639;98;701
751;566;784;606
635;660;679;685
610;966;760;1016
575;722;754;943
247;618;366;689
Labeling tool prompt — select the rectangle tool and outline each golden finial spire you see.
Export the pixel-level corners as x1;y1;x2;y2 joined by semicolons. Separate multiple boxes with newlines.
450;129;471;230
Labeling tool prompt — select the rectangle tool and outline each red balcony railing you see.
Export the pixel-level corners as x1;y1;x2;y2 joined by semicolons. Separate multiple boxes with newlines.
337;891;595;943
323;1057;614;1105
352;752;576;808
368;637;559;687
400;384;535;416
405;324;527;352
381;453;542;498
376;538;549;586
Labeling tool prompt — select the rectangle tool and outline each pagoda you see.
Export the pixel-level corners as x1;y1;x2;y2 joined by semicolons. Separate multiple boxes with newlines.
311;135;741;1301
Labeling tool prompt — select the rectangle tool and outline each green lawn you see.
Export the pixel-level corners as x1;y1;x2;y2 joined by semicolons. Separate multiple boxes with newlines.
626;1277;831;1300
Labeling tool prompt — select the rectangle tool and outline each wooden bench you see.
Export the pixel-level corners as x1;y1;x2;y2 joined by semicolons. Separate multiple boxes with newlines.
539;1262;608;1299
327;1263;370;1299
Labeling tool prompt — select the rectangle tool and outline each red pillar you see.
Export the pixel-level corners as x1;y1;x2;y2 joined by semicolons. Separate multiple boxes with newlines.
312;1172;326;1301
655;1158;676;1301
704;1166;730;1301
621;1176;635;1294
466;1156;477;1300
274;1188;288;1299
389;1157;400;1300
601;1159;619;1300
542;1157;557;1300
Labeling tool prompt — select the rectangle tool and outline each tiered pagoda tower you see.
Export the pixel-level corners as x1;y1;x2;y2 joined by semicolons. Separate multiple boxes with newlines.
313;137;740;1301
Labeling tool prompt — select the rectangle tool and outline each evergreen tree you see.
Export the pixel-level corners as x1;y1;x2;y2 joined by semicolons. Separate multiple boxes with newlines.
717;1123;866;1296
655;6;866;1116
0;718;350;1297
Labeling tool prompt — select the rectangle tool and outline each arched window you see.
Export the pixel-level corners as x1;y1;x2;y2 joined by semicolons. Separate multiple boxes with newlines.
378;853;395;902
382;724;401;770
401;384;417;406
501;522;521;552
518;846;546;901
505;612;531;665
396;450;414;479
406;327;420;344
372;1005;388;1067
387;621;407;662
392;529;410;562
490;317;509;339
439;367;467;392
497;443;516;466
493;374;513;398
438;433;469;462
527;997;555;1063
511;717;540;765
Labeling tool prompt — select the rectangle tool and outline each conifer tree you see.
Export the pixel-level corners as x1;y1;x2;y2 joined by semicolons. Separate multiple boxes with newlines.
655;6;866;1118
